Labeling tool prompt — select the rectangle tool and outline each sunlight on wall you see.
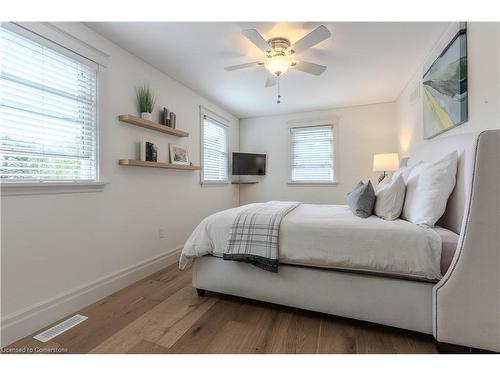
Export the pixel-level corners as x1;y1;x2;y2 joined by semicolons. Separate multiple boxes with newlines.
398;125;413;157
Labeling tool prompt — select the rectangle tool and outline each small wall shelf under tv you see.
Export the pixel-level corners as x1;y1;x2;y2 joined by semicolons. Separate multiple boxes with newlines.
118;115;189;137
119;159;200;170
231;181;259;185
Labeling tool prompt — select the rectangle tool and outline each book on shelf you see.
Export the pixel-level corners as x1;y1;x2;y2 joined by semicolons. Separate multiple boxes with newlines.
169;111;176;128
139;140;158;162
161;107;169;126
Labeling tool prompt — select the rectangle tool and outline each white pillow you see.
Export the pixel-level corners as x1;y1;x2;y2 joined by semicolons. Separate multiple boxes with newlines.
393;162;422;183
402;151;458;227
374;175;406;220
377;174;392;189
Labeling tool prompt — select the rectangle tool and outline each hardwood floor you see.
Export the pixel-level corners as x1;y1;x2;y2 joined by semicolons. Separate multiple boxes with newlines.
7;263;445;354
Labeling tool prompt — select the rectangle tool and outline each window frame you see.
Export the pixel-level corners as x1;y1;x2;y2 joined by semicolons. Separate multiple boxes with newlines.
287;120;338;186
0;22;105;195
200;107;229;185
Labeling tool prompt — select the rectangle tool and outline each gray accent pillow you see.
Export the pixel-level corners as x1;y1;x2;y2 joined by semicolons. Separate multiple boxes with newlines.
347;180;375;218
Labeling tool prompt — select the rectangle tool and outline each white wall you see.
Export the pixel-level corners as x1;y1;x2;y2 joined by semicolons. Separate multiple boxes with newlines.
396;22;500;157
239;103;397;205
0;22;239;345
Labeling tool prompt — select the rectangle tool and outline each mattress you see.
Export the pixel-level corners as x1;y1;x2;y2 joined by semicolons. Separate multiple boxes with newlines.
180;203;459;281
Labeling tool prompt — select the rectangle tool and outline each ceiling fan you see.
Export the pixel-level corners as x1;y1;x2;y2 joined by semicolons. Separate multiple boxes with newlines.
224;25;331;103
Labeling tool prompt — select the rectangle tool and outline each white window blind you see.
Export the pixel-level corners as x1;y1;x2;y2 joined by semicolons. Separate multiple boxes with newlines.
202;115;228;182
0;27;98;182
290;125;335;183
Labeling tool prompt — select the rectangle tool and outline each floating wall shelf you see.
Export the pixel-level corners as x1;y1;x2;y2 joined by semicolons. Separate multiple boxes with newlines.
231;181;258;185
119;159;200;170
118;115;189;137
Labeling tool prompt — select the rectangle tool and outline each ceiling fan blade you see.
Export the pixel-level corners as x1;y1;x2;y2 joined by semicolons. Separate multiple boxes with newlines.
242;29;270;53
265;75;277;87
301;22;322;30
292;25;331;53
292;60;327;76
224;62;260;71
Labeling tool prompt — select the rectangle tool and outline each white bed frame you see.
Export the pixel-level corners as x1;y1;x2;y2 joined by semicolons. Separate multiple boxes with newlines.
192;129;500;352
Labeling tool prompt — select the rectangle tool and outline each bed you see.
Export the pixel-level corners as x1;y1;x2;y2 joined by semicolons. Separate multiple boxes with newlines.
180;129;500;352
180;203;457;281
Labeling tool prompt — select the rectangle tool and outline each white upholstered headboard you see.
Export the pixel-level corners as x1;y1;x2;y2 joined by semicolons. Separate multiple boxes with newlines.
406;130;483;234
432;129;500;352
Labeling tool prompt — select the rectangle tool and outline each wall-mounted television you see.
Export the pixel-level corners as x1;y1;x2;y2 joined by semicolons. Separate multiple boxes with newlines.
232;153;266;176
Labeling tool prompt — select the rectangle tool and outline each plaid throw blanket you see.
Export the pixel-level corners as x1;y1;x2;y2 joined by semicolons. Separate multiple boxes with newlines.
223;201;301;272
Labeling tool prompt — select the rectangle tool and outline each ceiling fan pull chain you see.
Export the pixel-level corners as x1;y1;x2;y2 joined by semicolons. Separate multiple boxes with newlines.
277;76;281;104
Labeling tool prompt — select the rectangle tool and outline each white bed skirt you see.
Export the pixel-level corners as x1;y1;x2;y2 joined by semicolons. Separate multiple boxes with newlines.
192;256;434;334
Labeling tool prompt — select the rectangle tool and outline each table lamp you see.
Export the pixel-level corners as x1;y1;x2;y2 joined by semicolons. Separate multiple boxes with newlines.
373;153;399;183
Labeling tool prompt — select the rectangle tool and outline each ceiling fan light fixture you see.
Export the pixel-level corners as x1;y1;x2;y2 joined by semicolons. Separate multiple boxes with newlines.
264;55;292;76
226;25;331;104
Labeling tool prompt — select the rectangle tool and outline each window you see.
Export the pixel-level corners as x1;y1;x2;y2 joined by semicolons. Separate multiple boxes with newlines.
289;124;335;183
201;114;228;183
0;27;98;182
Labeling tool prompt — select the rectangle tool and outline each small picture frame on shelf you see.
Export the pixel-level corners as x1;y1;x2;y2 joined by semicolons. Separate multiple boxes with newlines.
169;144;189;165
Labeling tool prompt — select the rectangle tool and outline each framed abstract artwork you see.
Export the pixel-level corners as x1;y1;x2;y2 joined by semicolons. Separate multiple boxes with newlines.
422;22;468;139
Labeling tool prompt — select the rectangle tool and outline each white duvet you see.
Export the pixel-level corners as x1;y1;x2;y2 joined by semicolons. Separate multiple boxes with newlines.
179;203;443;280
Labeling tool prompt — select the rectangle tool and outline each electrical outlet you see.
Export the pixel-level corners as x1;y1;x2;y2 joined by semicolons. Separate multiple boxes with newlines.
159;229;167;239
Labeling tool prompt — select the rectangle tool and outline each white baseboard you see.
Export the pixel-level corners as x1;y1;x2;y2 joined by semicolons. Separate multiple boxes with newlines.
1;246;182;347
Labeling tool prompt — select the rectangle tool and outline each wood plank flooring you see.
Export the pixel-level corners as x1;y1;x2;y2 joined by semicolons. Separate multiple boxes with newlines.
7;263;445;354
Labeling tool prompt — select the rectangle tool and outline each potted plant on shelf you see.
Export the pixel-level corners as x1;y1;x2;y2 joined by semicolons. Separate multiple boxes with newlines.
136;84;156;121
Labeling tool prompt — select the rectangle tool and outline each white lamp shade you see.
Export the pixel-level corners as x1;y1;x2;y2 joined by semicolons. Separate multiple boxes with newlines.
373;153;399;172
265;55;291;76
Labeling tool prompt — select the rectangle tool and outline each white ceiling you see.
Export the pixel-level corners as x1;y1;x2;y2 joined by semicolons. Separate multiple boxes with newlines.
86;22;448;118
